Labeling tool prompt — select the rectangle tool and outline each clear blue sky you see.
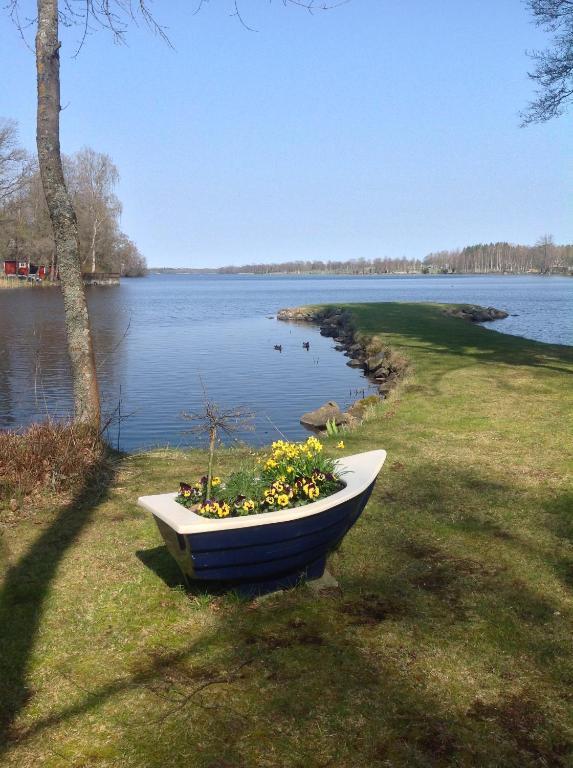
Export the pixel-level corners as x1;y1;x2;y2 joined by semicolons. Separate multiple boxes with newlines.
2;0;571;267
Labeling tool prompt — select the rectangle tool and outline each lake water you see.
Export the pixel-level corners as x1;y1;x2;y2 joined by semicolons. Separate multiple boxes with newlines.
0;274;571;451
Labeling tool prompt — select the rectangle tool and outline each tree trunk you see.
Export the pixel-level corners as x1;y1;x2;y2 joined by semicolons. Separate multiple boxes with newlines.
36;0;100;425
91;217;98;273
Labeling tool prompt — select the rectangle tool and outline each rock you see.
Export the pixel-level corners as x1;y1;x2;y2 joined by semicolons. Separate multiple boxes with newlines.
334;344;346;351
346;359;364;368
300;401;351;429
319;325;339;338
307;568;340;594
445;305;509;323
374;369;390;381
277;307;320;323
365;352;385;373
9;498;19;512
347;344;364;358
347;396;382;421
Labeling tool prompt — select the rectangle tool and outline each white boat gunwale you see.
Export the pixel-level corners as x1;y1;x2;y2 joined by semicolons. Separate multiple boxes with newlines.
138;449;386;534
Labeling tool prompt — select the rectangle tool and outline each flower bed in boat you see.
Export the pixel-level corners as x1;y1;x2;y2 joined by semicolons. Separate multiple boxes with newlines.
176;437;345;519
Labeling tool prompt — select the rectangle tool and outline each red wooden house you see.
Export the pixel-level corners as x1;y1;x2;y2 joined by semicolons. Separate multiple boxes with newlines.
3;259;47;279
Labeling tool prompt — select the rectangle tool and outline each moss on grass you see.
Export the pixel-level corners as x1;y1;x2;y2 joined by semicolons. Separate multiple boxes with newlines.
1;302;572;767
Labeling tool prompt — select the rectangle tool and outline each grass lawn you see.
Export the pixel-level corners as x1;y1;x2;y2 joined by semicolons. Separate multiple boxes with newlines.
1;302;572;767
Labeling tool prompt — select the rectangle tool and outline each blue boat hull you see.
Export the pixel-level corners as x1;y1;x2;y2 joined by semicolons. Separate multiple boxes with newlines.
153;479;376;595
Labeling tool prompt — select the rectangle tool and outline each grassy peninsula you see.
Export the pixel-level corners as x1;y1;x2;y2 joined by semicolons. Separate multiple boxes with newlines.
1;303;572;767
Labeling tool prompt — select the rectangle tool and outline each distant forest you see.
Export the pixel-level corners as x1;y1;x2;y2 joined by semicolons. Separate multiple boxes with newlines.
0;119;146;277
154;239;572;276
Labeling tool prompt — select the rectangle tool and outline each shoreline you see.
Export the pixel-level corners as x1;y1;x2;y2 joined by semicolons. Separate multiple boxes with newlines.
148;270;572;278
276;303;509;430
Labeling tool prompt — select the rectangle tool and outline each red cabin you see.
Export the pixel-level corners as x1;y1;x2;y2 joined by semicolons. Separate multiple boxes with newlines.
3;259;48;279
3;260;17;276
17;260;30;277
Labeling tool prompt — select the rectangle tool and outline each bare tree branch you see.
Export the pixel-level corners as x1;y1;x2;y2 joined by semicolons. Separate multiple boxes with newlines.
522;0;573;124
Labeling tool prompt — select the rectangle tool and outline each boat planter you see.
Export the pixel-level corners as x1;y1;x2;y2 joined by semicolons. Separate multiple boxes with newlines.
138;449;386;595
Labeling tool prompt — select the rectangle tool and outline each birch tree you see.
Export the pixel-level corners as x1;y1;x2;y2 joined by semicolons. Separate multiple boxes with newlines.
0;119;29;203
70;149;121;274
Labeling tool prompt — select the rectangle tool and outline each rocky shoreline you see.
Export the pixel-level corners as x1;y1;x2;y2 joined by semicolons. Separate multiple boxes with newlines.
277;306;405;430
277;303;509;431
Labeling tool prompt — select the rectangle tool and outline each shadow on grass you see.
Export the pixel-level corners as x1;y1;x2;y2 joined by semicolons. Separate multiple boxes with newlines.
136;546;184;590
3;454;573;766
0;449;117;753
345;302;573;376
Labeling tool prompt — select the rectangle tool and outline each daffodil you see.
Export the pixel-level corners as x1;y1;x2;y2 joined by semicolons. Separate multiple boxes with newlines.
336;440;345;449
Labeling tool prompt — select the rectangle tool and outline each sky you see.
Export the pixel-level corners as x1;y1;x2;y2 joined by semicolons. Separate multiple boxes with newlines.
2;0;571;268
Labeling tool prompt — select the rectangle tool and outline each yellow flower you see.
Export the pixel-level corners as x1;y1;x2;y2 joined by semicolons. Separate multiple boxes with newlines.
264;494;275;506
286;466;294;474
265;459;278;469
276;494;290;507
211;477;221;487
302;482;320;499
306;437;323;453
217;503;230;518
242;499;255;512
183;490;191;498
336;440;345;449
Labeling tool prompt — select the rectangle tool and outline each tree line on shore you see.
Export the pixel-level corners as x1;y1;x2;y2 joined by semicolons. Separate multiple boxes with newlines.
154;239;573;276
0;118;146;277
425;239;572;274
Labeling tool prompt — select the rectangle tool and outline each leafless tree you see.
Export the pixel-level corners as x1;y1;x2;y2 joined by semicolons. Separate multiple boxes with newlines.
68;148;121;274
0;130;146;277
535;233;555;268
182;398;254;501
522;0;573;124
0;118;29;203
425;240;573;274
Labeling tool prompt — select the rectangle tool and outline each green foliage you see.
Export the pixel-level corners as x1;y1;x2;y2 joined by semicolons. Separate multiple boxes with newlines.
325;418;339;437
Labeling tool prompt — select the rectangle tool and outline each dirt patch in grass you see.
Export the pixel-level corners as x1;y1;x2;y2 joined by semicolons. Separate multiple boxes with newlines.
469;692;573;765
340;592;406;625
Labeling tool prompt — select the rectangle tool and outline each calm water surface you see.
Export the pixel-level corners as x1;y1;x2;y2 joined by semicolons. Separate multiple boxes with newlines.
0;274;571;450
